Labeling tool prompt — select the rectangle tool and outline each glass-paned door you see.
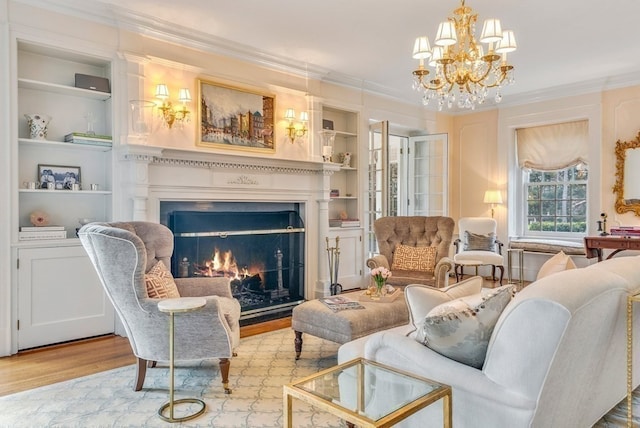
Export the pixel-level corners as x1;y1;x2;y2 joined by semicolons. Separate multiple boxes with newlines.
408;133;448;216
367;121;388;257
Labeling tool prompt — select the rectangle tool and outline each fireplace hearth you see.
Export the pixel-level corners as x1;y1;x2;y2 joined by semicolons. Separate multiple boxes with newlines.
165;207;305;325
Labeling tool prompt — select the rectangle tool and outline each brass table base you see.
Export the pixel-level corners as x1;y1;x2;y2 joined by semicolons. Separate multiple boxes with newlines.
158;398;206;422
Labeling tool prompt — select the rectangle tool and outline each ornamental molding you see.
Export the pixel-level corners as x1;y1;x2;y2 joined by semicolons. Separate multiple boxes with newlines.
227;175;259;185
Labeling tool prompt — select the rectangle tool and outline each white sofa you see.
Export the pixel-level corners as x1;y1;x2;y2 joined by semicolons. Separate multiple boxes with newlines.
338;255;640;427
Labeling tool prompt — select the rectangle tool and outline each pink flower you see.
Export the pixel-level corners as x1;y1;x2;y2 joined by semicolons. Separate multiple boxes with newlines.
370;266;392;285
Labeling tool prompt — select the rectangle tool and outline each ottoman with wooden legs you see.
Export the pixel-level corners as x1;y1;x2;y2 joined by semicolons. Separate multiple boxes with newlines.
291;291;409;359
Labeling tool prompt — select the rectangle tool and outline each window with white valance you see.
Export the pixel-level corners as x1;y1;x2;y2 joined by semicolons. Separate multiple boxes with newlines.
516;120;589;237
516;120;588;171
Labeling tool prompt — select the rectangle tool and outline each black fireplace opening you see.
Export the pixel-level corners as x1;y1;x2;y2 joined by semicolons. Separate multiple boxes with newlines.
166;209;305;325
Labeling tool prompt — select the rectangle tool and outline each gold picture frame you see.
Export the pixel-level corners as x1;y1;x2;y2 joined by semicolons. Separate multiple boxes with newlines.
196;78;275;153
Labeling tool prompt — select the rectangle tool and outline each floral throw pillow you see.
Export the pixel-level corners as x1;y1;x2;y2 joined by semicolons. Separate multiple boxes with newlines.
145;260;180;299
391;244;437;272
415;284;515;368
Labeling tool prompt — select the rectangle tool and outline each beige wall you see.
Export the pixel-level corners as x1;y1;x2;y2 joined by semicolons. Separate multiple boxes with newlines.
445;86;640;246
602;85;640;229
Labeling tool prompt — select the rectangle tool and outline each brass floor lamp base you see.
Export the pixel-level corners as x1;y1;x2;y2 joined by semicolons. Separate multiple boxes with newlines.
158;398;206;422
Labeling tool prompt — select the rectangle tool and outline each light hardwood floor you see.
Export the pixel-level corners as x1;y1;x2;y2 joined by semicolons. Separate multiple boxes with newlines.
0;277;513;397
0;317;292;397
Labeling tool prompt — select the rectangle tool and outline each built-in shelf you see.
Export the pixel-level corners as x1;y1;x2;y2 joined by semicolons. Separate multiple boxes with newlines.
18;78;111;100
18;138;112;152
18;189;112;194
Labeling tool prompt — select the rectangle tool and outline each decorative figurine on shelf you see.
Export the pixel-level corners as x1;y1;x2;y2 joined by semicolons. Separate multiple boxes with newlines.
24;113;51;140
29;210;50;227
341;152;352;168
597;212;609;236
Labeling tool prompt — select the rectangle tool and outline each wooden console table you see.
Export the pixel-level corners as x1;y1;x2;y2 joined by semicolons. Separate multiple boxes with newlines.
584;236;640;262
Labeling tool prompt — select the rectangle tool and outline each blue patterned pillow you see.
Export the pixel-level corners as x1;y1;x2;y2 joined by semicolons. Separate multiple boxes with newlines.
415;284;515;368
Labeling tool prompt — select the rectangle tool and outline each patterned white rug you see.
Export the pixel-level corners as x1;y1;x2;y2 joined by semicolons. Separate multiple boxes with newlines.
0;327;637;428
0;329;343;428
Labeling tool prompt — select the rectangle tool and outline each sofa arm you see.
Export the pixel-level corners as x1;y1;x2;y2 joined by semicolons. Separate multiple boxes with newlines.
363;332;536;424
433;256;454;288
366;254;390;270
175;276;233;298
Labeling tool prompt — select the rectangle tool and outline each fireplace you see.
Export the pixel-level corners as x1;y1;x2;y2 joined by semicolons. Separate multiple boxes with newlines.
162;202;305;325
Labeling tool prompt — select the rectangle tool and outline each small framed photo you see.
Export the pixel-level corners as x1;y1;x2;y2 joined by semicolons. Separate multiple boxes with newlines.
322;119;334;130
38;164;81;190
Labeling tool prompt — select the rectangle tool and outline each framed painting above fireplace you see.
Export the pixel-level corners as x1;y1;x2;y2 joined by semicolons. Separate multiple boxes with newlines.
196;78;275;153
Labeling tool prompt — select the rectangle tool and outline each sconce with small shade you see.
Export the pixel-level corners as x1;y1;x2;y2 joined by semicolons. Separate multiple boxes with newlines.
284;108;308;143
484;190;503;218
155;84;191;129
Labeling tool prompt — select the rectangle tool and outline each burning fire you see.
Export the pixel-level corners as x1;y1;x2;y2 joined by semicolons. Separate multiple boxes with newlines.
195;248;264;282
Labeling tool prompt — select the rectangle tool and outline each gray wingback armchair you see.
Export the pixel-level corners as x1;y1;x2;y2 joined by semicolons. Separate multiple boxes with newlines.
367;216;455;288
78;221;240;394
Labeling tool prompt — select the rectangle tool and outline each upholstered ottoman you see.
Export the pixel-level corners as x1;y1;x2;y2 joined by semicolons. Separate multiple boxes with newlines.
291;291;409;359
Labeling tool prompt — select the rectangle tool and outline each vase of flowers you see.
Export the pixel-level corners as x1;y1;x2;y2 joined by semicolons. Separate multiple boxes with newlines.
370;267;392;298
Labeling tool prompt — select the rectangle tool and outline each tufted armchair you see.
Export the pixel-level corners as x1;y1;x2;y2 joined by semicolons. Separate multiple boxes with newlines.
366;216;455;288
78;221;240;394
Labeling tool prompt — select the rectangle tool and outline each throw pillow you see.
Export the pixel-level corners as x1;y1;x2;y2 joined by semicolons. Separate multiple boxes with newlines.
405;276;484;329
415;284;515;368
536;250;577;280
463;231;497;252
145;260;180;299
391;244;437;272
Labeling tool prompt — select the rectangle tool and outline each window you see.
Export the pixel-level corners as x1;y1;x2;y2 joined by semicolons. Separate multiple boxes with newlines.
524;164;588;235
516;120;589;238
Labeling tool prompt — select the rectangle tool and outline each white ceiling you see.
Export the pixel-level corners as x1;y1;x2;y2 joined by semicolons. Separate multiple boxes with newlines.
35;0;640;108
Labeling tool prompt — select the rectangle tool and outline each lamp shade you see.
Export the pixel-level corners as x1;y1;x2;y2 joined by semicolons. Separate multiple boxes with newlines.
284;108;296;121
155;84;170;99
496;30;517;53
413;36;432;59
480;19;503;43
435;21;457;46
299;111;309;122
483;190;503;204
178;88;192;103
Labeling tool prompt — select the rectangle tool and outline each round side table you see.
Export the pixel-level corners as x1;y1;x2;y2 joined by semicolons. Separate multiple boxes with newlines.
157;297;207;423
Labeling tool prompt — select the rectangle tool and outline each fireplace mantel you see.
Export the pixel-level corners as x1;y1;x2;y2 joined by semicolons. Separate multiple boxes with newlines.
116;143;342;300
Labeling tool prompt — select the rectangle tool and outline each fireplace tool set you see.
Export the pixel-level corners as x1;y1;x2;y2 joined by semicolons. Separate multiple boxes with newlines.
326;236;342;295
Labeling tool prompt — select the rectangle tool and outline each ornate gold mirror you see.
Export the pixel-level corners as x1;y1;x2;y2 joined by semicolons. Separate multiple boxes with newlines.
613;131;640;215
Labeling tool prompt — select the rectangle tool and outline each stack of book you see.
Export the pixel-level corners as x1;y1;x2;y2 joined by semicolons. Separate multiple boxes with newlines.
19;225;67;241
320;296;364;312
64;132;112;147
610;226;640;237
329;218;360;228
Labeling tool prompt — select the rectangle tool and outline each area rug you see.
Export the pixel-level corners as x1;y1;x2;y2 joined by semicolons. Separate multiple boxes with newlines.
0;327;638;427
0;329;343;428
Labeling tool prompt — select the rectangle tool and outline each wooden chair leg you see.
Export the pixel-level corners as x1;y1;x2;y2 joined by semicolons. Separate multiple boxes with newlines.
294;331;303;360
134;357;147;391
498;265;504;285
219;358;232;394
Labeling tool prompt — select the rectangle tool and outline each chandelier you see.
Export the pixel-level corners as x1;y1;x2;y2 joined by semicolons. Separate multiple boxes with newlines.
411;0;517;110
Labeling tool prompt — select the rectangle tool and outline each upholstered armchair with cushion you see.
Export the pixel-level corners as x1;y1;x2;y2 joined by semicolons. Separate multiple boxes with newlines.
367;216;455;288
454;217;504;284
78;221;240;394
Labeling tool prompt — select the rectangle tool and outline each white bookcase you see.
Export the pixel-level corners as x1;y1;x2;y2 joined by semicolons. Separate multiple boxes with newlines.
322;105;364;290
12;40;115;350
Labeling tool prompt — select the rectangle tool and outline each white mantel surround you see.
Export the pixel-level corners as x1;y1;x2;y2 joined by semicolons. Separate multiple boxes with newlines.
117;144;342;300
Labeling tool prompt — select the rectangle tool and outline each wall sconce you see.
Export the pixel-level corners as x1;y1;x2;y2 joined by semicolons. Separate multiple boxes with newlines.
284;108;308;143
483;190;503;218
155;84;191;129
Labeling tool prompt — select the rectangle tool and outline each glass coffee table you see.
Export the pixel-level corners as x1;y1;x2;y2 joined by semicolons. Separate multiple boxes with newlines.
283;357;451;428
